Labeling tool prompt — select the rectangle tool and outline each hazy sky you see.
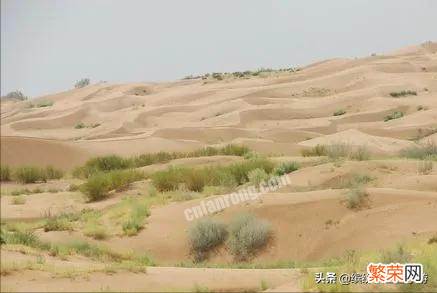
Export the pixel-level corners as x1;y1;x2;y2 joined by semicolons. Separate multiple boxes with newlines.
1;0;437;97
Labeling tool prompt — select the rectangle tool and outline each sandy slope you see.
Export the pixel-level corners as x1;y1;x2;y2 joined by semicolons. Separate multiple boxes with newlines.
1;42;437;292
2;42;437;165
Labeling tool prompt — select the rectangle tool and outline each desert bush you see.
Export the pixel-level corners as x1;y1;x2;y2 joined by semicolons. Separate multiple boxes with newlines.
151;166;184;192
346;187;369;210
384;111;404;122
44;166;63;180
188;218;227;262
2;90;27;101
400;142;437;160
228;214;272;261
74;122;86;129
1;165;11;181
74;155;131;178
81;170;143;201
333;109;346;116
222;158;274;185
273;162;299;176
122;204;150;236
14;167;47;183
84;226;109;240
418;159;433;175
389;90;417;97
301;145;327;157
184;169;207;192
36;100;53;107
350;146;371;161
43;217;73;232
326;144;351;160
248;168;270;185
74;78;90;89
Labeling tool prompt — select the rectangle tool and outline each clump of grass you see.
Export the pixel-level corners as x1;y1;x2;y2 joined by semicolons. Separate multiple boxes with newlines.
80;170;144;202
74;122;86;129
122;203;150;236
73;155;131;178
43;217;73;232
247;168;270;185
384;111;404;122
228;214;272;261
1;165;11;181
84;226;109;240
400;142;437;160
428;236;437;244
333;109;346;116
188;218;227;262
10;196;26;205
36;100;54;107
418;159;433;175
389;90;417;97
326;143;351;160
346;187;370;210
273;161;299;176
301;145;327;157
74;122;100;129
350;146;371;161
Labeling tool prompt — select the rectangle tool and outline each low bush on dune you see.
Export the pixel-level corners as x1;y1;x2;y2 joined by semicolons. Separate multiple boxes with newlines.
13;166;63;183
74;78;90;89
346;186;370;210
248;168;270;185
301;144;327;157
418;159;433;175
333;109;346;116
73;144;251;178
228;213;272;261
384;111;404;122
81;169;144;202
43;217;73;232
188;218;227;262
349;145;371;161
400;142;437;160
273;161;299;176
0;165;11;181
152;158;274;192
122;203;150;236
389;90;417;98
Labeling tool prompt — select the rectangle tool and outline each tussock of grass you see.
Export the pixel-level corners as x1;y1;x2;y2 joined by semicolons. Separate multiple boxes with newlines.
418;159;433;175
228;214;272;261
301;144;371;161
301;144;327;157
10;196;26;205
333;109;346;116
247;168;270;185
346;186;370;210
12;166;63;183
188;218;227;262
122;203;150;236
43;217;73;232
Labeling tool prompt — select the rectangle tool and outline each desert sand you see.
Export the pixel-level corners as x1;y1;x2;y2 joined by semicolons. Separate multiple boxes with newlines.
1;41;437;292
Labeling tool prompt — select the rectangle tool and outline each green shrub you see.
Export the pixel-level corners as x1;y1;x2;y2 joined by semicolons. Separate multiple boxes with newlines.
75;122;86;129
44;166;63;180
248;168;270;185
74;155;131;178
11;196;26;205
74;78;90;89
36;100;53;107
389;90;417;97
188;218;227;262
14;167;46;183
333;109;346;116
84;226;109;240
184;169;206;192
122;204;150;236
384;111;404;122
273;162;299;176
81;170;143;201
151;166;184;192
1;165;11;181
301;145;327;157
43;217;73;232
400;142;437;160
222;158;274;185
228;214;272;261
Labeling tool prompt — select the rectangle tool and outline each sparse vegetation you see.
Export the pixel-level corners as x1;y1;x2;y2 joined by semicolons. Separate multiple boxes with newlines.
301;145;327;157
74;78;90;89
80;169;144;201
389;90;417;97
1;90;27;101
346;186;370;210
10;196;26;205
247;168;270;185
1;165;11;181
74;122;100;129
418;159;433;175
350;145;371;161
228;214;272;261
400;142;437;160
333;109;346;116
13;166;63;183
36;100;53;107
188;218;227;262
384;111;404;121
273;161;299;176
43;216;73;232
122;203;150;236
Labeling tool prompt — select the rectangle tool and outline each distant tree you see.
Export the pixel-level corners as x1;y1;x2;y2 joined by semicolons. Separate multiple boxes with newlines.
2;90;27;101
74;78;90;89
